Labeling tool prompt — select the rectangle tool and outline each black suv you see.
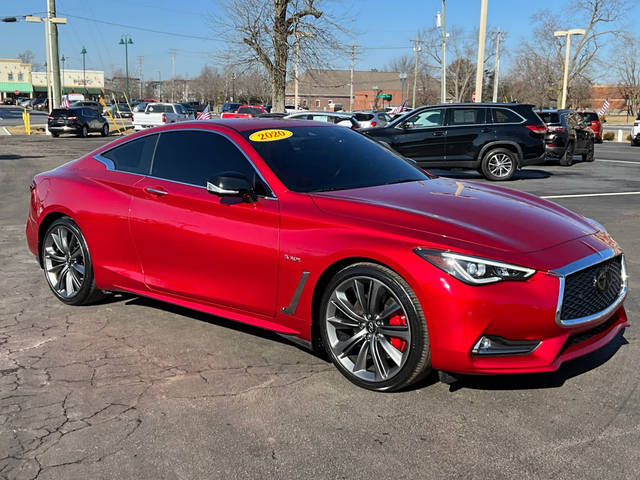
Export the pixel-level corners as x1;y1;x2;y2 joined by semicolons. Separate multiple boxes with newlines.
537;109;594;165
361;103;546;181
48;107;109;138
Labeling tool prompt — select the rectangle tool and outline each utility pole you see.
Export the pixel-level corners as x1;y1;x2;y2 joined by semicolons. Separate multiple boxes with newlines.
399;72;407;104
349;42;356;112
474;0;489;103
60;54;66;92
438;0;447;103
554;29;585;109
48;0;62;109
157;71;162;101
411;33;421;109
137;55;143;99
80;46;87;90
169;49;177;102
119;35;133;102
492;29;504;103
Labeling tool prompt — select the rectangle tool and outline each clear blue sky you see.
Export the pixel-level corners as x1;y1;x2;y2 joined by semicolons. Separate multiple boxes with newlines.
0;0;636;81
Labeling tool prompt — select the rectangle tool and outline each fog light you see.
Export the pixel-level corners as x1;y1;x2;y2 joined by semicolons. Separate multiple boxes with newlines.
471;336;540;356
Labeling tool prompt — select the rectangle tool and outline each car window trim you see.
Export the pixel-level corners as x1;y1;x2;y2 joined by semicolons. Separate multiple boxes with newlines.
95;128;277;200
445;107;487;126
490;107;526;125
395;108;445;130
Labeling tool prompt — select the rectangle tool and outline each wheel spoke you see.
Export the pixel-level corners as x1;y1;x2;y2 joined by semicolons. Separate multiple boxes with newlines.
334;329;366;356
327;315;360;329
51;231;65;254
47;263;66;273
379;325;410;341
368;280;383;315
370;336;388;380
55;266;68;290
71;263;85;276
331;293;365;323
353;279;368;314
378;300;402;321
378;336;403;367
353;340;370;372
69;269;82;290
58;227;70;254
65;268;74;295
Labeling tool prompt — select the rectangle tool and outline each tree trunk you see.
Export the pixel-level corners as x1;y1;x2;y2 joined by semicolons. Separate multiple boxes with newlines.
271;0;289;112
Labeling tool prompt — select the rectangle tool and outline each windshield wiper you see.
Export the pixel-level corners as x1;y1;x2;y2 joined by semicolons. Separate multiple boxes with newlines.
384;178;419;185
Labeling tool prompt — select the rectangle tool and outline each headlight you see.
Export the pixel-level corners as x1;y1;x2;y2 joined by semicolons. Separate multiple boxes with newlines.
414;248;536;285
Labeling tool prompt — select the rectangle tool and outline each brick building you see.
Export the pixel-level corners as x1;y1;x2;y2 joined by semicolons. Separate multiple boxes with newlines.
285;69;413;111
585;85;629;112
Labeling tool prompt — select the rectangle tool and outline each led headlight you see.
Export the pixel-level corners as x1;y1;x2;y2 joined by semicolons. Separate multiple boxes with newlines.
414;248;536;285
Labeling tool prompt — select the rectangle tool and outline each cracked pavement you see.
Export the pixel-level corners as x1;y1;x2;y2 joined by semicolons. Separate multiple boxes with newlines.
1;137;639;479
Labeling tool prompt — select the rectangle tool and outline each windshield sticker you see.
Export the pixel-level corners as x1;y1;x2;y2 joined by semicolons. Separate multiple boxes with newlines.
249;129;293;142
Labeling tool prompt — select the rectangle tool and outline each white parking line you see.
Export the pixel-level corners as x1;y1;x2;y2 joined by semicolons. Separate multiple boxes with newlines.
597;159;640;165
0;127;11;135
542;192;640;199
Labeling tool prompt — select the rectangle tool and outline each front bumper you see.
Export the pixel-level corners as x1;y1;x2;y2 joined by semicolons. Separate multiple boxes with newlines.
411;241;629;375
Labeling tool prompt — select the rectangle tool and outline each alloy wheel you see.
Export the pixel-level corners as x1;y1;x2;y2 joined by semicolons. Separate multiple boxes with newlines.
325;276;412;383
487;153;513;178
43;225;86;299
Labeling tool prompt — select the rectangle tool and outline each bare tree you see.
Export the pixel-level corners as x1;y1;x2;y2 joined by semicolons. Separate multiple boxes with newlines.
17;50;35;65
212;0;345;112
616;34;640;115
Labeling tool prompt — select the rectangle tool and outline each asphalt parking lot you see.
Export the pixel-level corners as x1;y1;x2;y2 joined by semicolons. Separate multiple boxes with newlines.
1;136;639;479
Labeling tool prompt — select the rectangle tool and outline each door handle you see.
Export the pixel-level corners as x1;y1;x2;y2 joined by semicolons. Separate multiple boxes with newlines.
480;128;492;133
433;131;445;137
145;187;168;196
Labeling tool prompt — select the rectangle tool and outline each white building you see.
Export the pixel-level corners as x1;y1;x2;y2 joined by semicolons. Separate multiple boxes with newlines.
32;69;104;98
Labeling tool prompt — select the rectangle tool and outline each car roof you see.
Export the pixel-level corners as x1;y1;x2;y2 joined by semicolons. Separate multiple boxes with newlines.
199;118;335;132
290;111;352;116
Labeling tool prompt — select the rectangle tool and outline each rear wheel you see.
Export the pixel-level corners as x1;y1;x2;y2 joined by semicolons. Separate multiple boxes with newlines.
51;132;59;138
320;263;431;391
80;125;88;138
101;123;109;137
582;141;595;162
481;148;516;181
41;217;103;305
559;142;574;166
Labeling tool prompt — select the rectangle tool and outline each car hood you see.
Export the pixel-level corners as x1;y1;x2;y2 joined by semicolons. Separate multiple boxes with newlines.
310;178;597;254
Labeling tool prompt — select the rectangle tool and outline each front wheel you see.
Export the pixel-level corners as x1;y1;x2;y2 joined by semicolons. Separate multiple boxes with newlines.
101;123;109;137
582;141;595;162
41;217;103;305
481;148;516;181
320;263;431;391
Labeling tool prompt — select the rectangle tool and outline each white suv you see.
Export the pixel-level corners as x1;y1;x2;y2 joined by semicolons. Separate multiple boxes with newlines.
631;113;640;146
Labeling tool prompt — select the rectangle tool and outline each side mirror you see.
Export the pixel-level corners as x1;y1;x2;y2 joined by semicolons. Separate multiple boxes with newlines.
206;172;256;202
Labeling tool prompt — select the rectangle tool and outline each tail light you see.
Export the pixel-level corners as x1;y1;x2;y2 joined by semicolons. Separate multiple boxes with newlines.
547;126;566;133
162;113;166;123
67;116;78;121
526;124;547;134
371;121;377;127
131;114;134;122
47;116;53;120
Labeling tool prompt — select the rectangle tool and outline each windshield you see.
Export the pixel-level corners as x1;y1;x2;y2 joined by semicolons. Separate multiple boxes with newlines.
538;112;560;124
243;126;428;193
579;112;599;122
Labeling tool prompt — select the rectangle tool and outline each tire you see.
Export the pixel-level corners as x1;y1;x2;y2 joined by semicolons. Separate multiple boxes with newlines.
319;262;431;392
480;148;517;181
582;141;595;162
559;142;574;166
80;125;88;138
101;123;109;137
51;132;59;138
41;217;103;306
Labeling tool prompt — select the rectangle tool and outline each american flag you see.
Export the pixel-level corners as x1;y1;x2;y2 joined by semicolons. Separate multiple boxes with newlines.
60;98;70;108
390;100;408;115
196;103;211;120
599;98;610;116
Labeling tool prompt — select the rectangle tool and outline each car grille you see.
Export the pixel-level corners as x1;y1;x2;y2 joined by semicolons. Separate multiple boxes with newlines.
560;255;623;321
559;316;618;354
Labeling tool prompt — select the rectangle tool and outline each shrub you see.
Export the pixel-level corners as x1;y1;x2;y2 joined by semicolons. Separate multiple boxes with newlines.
626;134;632;141
603;132;615;141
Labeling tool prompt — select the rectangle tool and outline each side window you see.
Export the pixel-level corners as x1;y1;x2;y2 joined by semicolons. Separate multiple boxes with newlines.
102;134;158;175
151;131;262;190
449;108;485;125
311;115;330;122
492;108;522;124
403;109;444;128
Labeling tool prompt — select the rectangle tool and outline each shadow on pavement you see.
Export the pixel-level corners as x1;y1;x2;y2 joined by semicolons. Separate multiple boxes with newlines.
0;154;45;160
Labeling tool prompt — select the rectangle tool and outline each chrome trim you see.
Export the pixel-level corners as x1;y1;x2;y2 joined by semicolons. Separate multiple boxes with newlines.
281;271;309;315
145;187;168;196
206;181;239;195
93;128;278;200
471;336;541;356
552;250;627;327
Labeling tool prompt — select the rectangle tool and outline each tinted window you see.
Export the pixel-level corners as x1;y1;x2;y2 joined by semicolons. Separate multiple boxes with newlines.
492;108;522;123
449;108;485;125
243;126;428;193
175;104;186;114
102;134;158;175
152;131;258;188
403;109;444;128
538;112;560;124
579;112;599;122
355;113;374;121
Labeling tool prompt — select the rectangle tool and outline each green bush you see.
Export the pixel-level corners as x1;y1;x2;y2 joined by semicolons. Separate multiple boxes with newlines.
626;134;632;141
603;132;615;141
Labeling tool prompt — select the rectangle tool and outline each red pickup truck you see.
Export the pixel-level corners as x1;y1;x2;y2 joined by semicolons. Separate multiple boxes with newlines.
220;105;265;119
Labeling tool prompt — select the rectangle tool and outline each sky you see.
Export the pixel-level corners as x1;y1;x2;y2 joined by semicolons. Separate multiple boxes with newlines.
0;0;637;82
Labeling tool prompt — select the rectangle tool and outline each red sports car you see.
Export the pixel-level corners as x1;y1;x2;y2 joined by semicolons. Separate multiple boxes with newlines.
26;119;629;391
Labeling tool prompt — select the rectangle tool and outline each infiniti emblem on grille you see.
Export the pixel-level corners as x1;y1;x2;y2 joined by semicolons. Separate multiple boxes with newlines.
594;268;613;293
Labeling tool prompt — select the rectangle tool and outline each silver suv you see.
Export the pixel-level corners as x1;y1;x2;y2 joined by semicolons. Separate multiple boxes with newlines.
354;111;391;128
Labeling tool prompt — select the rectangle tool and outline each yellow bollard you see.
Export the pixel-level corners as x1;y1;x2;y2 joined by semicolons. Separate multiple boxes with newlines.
22;109;31;135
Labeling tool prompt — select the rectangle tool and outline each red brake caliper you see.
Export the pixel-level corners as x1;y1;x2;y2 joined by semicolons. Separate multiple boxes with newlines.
389;315;407;352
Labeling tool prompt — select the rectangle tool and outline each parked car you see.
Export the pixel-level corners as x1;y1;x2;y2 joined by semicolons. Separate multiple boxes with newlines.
32;97;48;111
132;102;148;113
26;119;629;392
221;102;242;114
354;110;391;128
285;111;361;129
631;112;640;146
361;103;547;181
220;105;266;119
69;100;102;113
576;110;603;143
47;107;109;138
179;102;200;117
537;109;595;165
132;102;192;130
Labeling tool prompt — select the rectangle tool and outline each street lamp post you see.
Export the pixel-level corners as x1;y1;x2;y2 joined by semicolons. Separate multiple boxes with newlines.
399;72;407;104
60;54;66;93
474;0;489;103
553;29;586;109
80;46;87;91
119;35;133;102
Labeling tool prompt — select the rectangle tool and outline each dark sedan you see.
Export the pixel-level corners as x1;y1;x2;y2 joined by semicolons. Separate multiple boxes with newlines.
537;109;595;165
